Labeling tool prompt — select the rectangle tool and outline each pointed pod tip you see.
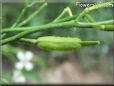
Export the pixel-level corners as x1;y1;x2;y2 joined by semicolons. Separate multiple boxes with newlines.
97;41;100;45
80;41;100;46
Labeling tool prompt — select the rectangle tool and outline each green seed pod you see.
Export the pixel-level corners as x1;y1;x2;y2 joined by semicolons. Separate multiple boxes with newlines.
36;36;82;51
101;25;114;31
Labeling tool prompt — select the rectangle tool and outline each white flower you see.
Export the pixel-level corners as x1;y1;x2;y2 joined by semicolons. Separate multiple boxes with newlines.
15;51;34;71
13;70;26;83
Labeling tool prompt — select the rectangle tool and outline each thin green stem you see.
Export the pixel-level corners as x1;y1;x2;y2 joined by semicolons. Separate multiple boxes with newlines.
52;6;76;37
1;19;114;45
18;5;71;45
1;20;75;45
76;2;113;22
75;2;113;32
2;3;47;44
53;14;78;23
83;14;114;31
11;6;27;28
17;7;73;45
2;5;73;45
2;5;28;39
53;7;73;22
2;2;35;39
13;3;47;45
17;3;47;27
76;8;88;22
2;19;113;33
11;1;36;28
25;0;36;7
83;13;97;29
18;38;37;45
84;14;96;23
82;13;97;29
87;2;113;11
76;20;113;27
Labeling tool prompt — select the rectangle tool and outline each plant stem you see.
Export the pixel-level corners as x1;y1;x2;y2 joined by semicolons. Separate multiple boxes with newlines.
87;2;113;11
5;6;74;45
83;14;114;31
25;0;36;7
1;20;75;45
84;14;95;23
18;38;37;45
2;5;28;39
2;3;47;44
53;7;73;22
18;7;74;45
2;2;36;39
2;19;113;33
53;14;78;23
76;20;113;27
2;19;114;45
18;5;72;45
11;6;27;28
76;2;113;21
11;1;37;28
17;3;47;27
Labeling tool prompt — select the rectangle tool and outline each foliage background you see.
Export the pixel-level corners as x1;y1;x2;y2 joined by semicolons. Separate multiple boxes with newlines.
1;0;114;84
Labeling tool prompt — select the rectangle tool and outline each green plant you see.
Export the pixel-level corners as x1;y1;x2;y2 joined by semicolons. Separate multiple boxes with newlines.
1;2;114;51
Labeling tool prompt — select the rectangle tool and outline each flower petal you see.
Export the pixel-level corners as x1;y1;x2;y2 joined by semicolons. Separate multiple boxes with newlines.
15;75;26;83
13;70;26;83
15;62;24;70
25;51;33;61
17;51;25;61
25;62;33;71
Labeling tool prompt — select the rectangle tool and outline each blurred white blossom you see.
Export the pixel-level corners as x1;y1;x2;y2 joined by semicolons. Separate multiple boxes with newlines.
13;70;26;83
15;51;34;71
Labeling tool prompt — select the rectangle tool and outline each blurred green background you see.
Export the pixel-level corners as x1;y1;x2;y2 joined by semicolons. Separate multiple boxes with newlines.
1;0;114;84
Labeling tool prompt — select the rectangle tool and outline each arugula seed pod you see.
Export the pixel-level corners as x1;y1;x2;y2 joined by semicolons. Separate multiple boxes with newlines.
101;25;114;31
36;36;100;51
36;36;82;51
